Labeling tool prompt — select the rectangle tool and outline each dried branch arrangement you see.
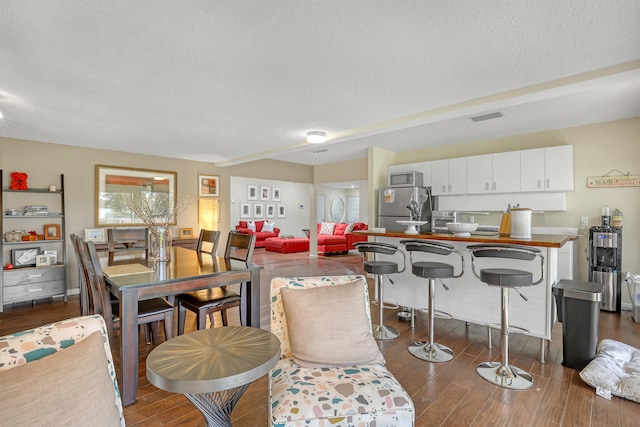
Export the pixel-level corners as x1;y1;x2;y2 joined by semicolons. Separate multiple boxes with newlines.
124;192;190;241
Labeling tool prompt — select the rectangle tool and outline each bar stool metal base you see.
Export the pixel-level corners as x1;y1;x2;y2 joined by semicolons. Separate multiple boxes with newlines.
476;361;534;390
409;341;454;363
372;324;400;340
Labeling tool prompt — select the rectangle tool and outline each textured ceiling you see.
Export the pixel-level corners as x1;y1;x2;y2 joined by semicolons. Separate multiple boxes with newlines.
1;1;639;167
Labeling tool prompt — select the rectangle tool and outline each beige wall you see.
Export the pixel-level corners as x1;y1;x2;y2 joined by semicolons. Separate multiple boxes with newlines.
373;118;640;305
0;137;313;292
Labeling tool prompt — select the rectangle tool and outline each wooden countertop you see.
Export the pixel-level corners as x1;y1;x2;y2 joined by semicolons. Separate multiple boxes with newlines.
353;230;575;248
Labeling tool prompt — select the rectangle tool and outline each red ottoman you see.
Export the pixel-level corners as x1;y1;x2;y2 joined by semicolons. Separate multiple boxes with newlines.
265;237;310;254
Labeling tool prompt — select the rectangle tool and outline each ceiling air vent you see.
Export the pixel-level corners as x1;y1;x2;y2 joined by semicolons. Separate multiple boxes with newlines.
469;111;504;123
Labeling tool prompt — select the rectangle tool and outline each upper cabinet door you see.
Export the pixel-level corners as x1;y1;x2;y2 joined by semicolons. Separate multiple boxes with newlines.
431;159;449;195
520;148;546;192
467;154;493;194
493;151;520;193
545;145;574;191
447;157;467;195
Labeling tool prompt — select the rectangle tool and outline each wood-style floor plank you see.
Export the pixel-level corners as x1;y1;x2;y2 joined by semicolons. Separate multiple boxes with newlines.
1;249;639;426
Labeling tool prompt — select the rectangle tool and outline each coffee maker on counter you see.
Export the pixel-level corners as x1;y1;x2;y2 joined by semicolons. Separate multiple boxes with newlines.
588;206;623;312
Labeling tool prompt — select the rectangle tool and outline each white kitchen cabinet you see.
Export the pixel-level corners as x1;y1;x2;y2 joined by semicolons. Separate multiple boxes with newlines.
467;154;493;194
521;146;573;192
467;152;520;194
432;158;467;195
545;145;574;191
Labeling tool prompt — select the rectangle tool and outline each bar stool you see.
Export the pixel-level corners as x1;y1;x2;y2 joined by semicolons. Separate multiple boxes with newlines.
401;240;464;362
468;244;544;390
354;241;406;340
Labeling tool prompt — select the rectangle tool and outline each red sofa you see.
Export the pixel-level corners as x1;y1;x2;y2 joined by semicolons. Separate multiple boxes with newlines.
235;220;281;248
316;222;368;255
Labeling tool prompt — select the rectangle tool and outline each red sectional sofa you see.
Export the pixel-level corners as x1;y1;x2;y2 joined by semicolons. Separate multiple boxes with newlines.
235;220;281;248
316;222;368;255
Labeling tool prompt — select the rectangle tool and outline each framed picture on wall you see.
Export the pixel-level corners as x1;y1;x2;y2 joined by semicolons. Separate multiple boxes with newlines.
266;204;275;218
240;203;251;218
260;186;270;201
198;174;219;197
253;203;264;218
277;204;286;218
247;185;258;200
84;228;106;243
272;187;281;202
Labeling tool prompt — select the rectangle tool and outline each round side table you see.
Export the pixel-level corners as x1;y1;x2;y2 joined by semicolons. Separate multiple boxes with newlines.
146;326;281;427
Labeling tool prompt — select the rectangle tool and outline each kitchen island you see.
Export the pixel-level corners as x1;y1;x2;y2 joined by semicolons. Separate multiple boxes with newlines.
353;230;577;362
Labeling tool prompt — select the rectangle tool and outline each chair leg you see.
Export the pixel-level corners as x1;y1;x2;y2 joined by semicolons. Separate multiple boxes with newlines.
149;322;159;345
476;287;534;390
177;303;187;335
220;310;228;326
409;278;454;362
197;309;208;330
371;274;399;340
163;312;173;340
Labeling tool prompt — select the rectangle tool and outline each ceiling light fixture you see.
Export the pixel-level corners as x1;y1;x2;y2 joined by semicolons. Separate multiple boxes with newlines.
306;131;327;144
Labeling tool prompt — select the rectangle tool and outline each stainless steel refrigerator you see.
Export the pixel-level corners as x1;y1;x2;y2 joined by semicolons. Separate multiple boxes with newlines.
378;186;435;233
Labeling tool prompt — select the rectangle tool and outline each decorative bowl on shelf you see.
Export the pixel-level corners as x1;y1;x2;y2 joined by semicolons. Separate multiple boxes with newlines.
446;222;479;237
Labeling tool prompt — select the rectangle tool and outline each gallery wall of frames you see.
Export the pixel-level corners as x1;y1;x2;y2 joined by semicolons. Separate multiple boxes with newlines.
229;177;313;238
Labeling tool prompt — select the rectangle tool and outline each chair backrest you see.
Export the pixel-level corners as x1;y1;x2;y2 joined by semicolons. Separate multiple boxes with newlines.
197;229;221;255
353;241;406;273
83;240;116;342
400;239;465;278
71;234;93;315
224;231;256;263
107;227;149;252
269;275;371;359
467;244;545;285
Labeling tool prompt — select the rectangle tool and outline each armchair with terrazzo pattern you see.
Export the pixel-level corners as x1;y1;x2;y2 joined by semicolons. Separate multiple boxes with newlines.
268;275;414;426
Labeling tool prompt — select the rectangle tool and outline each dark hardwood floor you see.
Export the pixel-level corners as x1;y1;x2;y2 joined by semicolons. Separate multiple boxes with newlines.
1;249;639;426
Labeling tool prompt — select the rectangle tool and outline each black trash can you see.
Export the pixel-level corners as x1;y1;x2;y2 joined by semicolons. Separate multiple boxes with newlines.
552;280;603;370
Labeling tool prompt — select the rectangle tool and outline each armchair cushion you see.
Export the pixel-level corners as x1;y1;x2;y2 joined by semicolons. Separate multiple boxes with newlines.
0;315;124;426
280;281;384;367
270;357;414;426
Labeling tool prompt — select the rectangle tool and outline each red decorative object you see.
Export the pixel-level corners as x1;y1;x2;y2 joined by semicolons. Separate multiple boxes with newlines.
10;172;28;190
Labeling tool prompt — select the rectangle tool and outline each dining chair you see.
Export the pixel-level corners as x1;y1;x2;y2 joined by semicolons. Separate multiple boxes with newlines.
195;229;221;255
70;233;92;316
107;227;149;264
176;231;256;334
80;239;174;347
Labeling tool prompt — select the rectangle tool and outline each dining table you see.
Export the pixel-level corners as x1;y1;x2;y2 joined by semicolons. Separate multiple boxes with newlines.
101;246;263;407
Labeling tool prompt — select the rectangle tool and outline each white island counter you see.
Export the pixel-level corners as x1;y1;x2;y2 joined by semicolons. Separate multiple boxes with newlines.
354;231;577;361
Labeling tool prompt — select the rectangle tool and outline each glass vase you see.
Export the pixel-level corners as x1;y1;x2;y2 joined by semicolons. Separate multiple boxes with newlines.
151;227;172;262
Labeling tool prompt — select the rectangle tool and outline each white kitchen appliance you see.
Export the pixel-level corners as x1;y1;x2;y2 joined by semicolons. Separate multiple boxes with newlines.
510;208;532;239
378;186;435;233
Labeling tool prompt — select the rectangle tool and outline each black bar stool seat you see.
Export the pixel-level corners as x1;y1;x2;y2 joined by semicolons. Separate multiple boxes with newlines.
354;241;406;340
401;240;464;363
468;244;545;390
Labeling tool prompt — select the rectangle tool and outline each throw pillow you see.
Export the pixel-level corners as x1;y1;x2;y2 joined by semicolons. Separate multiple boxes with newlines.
239;221;248;228
0;331;122;425
263;220;275;232
345;222;355;233
319;222;335;235
247;221;256;232
280;281;385;367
